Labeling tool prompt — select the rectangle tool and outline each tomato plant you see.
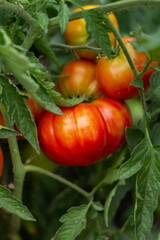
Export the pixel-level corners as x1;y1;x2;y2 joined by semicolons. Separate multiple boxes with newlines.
64;4;119;60
38;98;132;166
56;59;104;98
0;1;160;240
0;147;3;177
96;36;158;99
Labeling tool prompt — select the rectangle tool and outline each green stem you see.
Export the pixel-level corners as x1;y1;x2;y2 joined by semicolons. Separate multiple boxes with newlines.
0;102;26;234
49;0;160;29
25;164;92;200
0;0;36;26
105;15;153;145
22;25;43;49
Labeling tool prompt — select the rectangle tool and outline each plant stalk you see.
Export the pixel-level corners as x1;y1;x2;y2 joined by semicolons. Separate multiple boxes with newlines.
25;164;92;200
0;102;26;234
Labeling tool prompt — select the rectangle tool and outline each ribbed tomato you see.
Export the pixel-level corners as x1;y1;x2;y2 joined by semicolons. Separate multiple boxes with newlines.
64;5;119;60
56;59;104;98
38;98;132;166
96;36;158;99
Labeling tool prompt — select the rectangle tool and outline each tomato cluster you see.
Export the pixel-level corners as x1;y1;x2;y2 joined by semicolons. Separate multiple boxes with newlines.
37;5;158;166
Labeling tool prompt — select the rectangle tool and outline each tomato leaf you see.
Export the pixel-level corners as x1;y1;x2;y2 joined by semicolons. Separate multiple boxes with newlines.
83;9;111;59
34;37;61;67
36;13;49;33
0;28;63;115
0;185;36;221
126;128;144;152
0;75;39;152
92;202;104;212
135;145;160;240
0;126;21;138
130;77;144;90
151;122;160;145
58;0;69;34
51;89;85;107
119;138;150;179
150;71;160;100
53;204;89;240
104;180;125;227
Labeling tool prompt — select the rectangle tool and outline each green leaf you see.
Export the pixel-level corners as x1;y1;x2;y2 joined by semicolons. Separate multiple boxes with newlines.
104;180;125;227
83;9;111;59
0;28;63;115
92;202;104;212
51;89;85;107
130;77;144;90
0;185;36;221
0;75;39;152
119;138;150;179
126;128;144;152
135;146;160;240
151;123;160;145
34;37;60;67
0;126;21;138
36;13;49;33
58;0;69;34
150;71;160;99
53;204;89;240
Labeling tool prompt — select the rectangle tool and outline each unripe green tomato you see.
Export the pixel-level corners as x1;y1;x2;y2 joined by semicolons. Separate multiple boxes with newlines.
20;141;58;172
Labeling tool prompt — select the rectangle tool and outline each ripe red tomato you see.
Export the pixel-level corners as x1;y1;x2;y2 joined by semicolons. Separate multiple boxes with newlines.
0;147;3;177
64;5;119;60
38;98;132;166
56;59;104;99
96;36;158;99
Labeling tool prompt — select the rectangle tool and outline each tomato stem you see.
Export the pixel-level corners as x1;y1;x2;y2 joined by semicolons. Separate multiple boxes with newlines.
25;164;92;200
104;15;153;147
0;102;26;235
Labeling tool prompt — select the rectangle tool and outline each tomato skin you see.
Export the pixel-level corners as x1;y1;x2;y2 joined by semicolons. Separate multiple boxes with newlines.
64;5;119;60
56;59;104;98
38;98;132;166
0;147;3;177
96;36;158;99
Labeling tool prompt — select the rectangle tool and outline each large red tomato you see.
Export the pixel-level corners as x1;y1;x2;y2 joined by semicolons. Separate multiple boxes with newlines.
64;5;119;60
0;147;3;177
96;36;158;99
38;98;132;166
56;59;104;99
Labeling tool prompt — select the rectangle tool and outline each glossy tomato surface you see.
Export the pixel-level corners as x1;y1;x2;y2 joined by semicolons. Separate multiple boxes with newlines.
96;36;158;99
0;147;3;177
56;59;104;98
38;98;132;166
64;5;119;60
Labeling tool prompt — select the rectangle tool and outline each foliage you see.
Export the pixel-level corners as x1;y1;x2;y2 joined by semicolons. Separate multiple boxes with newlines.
0;1;160;240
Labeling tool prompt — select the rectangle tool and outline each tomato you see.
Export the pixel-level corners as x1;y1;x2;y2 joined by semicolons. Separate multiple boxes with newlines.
64;5;119;60
96;36;158;99
0;147;3;177
56;59;104;99
38;98;132;166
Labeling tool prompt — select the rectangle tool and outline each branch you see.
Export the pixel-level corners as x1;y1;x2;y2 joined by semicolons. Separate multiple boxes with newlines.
49;0;160;29
0;0;36;27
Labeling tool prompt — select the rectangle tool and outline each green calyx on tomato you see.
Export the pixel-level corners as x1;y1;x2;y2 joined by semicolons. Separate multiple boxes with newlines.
38;98;132;166
96;36;158;100
56;59;105;99
64;5;119;60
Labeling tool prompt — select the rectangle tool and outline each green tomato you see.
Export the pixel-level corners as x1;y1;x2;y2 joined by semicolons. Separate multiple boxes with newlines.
20;141;58;172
